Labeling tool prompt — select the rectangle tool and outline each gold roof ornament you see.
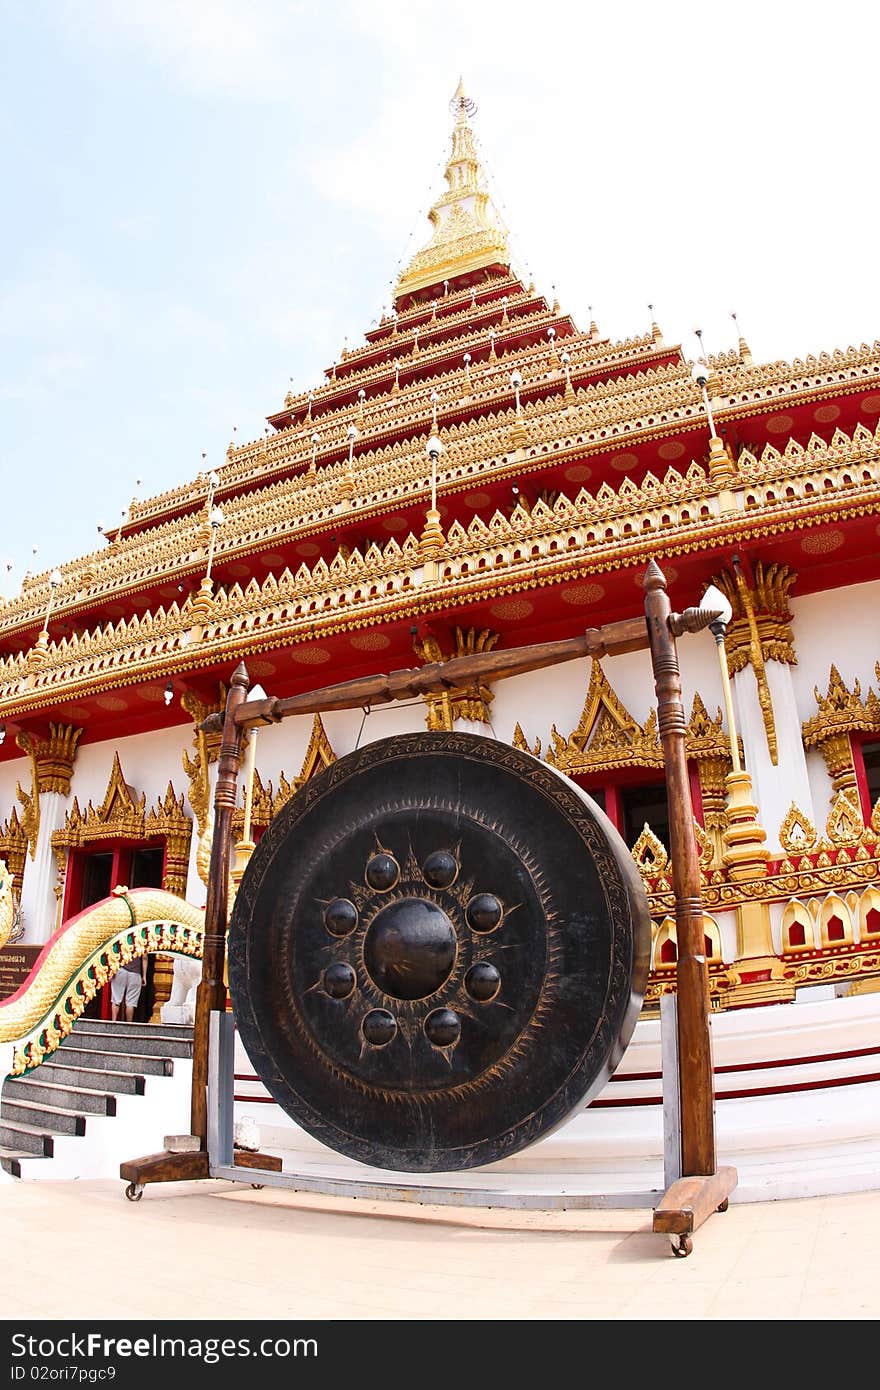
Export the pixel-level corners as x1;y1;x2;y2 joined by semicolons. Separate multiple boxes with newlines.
394;81;511;301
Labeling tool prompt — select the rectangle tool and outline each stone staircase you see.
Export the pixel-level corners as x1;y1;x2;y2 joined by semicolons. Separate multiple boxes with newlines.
0;1019;194;1178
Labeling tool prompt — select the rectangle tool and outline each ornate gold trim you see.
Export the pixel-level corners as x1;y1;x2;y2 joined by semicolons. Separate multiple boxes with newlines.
413;627;499;730
1;422;878;717
545;660;663;775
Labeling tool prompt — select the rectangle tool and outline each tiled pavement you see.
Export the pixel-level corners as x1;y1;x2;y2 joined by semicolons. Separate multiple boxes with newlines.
1;1177;878;1321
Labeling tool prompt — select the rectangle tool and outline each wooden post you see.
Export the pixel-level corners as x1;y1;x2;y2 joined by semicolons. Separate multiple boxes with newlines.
190;661;250;1142
119;663;250;1195
643;559;716;1176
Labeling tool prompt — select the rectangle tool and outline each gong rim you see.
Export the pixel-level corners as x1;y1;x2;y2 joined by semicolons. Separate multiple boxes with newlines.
228;732;651;1172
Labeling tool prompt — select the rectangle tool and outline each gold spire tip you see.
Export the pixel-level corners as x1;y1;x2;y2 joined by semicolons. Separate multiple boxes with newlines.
450;78;476;119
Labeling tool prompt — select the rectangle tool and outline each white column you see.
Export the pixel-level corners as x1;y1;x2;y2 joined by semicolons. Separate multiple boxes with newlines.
19;791;68;944
731;661;814;853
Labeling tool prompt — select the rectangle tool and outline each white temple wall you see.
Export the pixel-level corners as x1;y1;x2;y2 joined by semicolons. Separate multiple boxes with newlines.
70;725;190;809
805;749;836;828
489;658;590;748
788;578;880;717
345;702;433;750
715;909;739;963
731;661;814;853
241;702;427;792
0;752;28;824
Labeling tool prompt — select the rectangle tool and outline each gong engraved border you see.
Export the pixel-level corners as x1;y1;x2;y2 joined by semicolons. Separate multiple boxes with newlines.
229;732;651;1172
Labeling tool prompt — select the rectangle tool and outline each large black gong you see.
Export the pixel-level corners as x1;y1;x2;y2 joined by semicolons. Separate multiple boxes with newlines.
228;731;651;1172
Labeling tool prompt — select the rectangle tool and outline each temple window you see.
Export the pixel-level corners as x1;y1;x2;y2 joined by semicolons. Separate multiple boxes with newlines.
619;781;671;852
825;914;846;943
854;737;880;818
580;775;672;852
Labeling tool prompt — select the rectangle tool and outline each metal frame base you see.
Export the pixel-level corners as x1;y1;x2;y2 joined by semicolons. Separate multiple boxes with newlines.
206;1010;679;1214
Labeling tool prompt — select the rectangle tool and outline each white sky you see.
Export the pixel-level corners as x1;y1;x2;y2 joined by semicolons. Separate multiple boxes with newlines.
3;0;879;594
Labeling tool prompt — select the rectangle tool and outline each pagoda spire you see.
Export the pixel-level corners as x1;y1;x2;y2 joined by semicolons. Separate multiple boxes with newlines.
394;81;510;302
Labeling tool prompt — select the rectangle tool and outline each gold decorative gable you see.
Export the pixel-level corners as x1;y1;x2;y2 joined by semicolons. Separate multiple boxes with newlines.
545;661;663;775
541;664;737;780
51;758;192;900
296;713;337;788
52;756;157;845
685;692;738;762
100;753;144;828
802;665;880;804
802;665;880;744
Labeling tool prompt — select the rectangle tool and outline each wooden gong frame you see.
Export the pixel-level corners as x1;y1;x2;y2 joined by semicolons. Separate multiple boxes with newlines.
121;559;737;1256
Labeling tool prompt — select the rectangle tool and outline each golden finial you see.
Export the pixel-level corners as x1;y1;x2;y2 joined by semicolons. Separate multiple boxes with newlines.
450;77;477;120
395;83;509;300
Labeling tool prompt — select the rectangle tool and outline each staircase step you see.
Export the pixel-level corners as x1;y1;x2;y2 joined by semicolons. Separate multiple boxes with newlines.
71;1018;193;1033
0;1149;35;1177
1;1098;86;1136
3;1078;116;1116
49;1047;174;1077
37;1063;146;1096
62;1024;193;1059
70;1020;193;1042
0;1121;54;1156
0;1019;190;1179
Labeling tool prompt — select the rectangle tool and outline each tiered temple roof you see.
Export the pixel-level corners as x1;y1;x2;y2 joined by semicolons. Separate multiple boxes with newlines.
0;84;879;747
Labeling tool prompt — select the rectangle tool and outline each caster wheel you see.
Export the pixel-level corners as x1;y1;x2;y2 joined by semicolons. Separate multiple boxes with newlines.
672;1233;693;1258
717;1198;729;1213
251;1183;264;1190
125;1183;144;1202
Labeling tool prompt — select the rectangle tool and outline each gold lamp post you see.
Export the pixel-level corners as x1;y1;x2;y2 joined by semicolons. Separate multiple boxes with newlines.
189;471;223;633
701;584;782;1000
230;683;267;901
691;355;734;491
509;368;526;448
28;568;62;669
419;432;445;577
701;585;741;774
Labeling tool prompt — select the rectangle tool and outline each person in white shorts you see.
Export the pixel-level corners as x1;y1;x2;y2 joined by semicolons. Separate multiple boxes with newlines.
111;955;148;1022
